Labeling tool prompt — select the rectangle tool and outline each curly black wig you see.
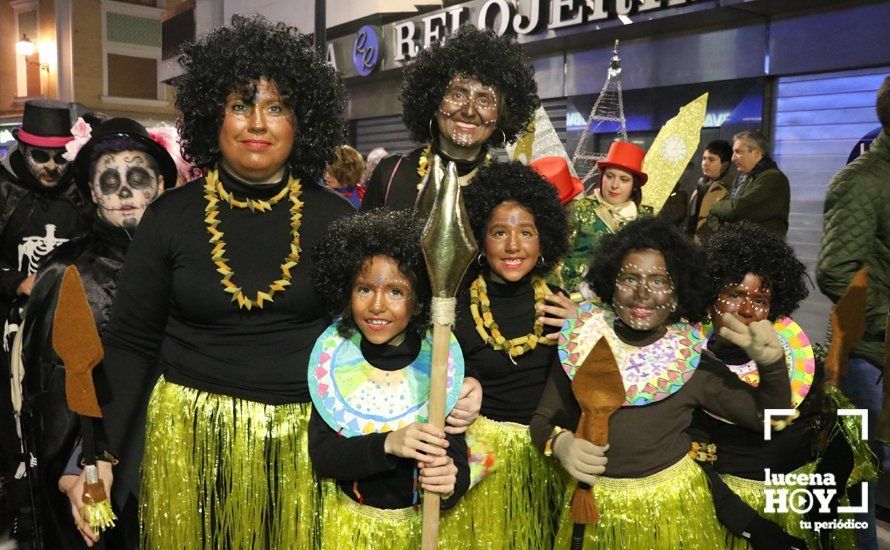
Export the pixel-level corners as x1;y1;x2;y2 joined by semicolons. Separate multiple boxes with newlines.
311;209;431;337
586;217;711;323
704;221;809;320
400;25;539;148
463;161;569;280
174;15;346;180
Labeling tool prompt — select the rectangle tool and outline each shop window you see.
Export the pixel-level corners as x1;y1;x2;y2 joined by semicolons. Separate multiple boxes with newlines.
16;9;40;98
107;54;159;99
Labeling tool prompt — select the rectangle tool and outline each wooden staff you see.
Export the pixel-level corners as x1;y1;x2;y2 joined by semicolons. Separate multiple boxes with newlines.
416;158;478;549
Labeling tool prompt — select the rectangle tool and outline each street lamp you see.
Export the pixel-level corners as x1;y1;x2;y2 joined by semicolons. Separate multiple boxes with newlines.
16;34;35;57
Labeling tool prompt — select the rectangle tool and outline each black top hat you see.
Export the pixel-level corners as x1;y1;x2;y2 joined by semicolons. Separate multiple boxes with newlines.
13;99;75;148
73;118;178;192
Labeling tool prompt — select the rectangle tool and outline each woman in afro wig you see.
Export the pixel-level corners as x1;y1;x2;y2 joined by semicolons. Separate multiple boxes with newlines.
361;25;539;211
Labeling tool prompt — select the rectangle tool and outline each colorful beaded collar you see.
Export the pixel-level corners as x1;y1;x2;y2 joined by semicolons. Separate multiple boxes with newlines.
558;303;703;406
308;324;464;437
701;316;815;424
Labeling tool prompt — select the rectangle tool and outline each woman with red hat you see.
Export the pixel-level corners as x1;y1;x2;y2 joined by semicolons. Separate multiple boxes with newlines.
558;141;652;293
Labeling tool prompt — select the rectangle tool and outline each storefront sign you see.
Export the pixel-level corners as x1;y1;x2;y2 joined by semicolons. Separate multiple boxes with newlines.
328;0;697;77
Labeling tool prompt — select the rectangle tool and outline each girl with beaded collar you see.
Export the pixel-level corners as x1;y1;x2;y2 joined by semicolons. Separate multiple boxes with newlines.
531;217;793;549
441;161;573;549
689;221;871;549
360;25;539;212
308;210;469;548
94;16;353;548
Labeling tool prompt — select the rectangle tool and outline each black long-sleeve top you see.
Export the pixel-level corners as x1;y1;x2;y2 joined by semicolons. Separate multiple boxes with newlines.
453;274;562;424
687;337;818;479
530;321;792;478
308;333;470;510
360;145;489;212
101;168;354;468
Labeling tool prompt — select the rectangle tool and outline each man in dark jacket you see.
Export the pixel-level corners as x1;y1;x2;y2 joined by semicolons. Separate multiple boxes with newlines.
689;139;735;243
0;100;92;542
706;130;790;238
817;76;890;550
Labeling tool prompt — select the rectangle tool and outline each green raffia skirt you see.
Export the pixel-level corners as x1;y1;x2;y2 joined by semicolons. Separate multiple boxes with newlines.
318;480;424;549
140;377;318;549
554;455;724;549
440;416;566;549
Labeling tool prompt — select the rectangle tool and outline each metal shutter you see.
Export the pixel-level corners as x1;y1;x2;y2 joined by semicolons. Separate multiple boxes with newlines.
772;66;889;341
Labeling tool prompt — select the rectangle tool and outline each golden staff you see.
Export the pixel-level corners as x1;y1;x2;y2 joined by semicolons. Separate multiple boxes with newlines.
416;158;478;549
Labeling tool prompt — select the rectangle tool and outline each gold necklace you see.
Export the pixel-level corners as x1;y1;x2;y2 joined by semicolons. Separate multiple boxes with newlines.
469;274;554;362
416;146;492;190
203;169;303;310
207;169;290;212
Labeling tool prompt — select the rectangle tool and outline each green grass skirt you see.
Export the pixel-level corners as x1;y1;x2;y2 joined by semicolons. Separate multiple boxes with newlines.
140;377;319;549
554;455;725;549
440;416;566;549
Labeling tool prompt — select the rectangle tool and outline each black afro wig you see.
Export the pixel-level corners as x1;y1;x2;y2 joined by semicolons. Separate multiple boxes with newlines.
704;221;809;320
311;209;430;337
463;161;569;280
586;216;711;323
174;15;345;180
400;25;539;148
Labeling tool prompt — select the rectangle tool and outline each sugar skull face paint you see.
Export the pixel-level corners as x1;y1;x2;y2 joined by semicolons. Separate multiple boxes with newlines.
23;145;70;188
712;272;771;332
435;75;500;150
351;255;417;346
90;150;164;230
613;249;676;331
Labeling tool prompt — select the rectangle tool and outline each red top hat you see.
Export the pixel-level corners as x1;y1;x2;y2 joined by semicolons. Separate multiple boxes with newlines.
529;157;583;205
596;141;648;185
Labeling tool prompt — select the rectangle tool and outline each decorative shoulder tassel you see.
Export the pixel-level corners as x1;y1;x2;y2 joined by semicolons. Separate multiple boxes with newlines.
570;485;600;524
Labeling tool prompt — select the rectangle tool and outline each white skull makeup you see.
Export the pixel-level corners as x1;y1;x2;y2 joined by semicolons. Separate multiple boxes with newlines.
22;144;70;188
612;250;677;331
435;75;500;150
90;150;164;230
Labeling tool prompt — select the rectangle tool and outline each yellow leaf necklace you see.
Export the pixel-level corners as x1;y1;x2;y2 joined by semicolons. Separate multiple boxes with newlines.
469;274;554;363
203;169;303;311
416;145;492;190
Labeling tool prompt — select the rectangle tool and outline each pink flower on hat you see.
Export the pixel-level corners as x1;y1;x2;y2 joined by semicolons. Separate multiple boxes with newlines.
62;117;92;161
147;124;195;186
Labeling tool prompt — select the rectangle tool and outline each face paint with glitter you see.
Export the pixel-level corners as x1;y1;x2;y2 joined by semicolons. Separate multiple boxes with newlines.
435;75;500;150
23;144;70;188
712;272;771;333
90;150;164;230
351;255;417;346
612;249;676;331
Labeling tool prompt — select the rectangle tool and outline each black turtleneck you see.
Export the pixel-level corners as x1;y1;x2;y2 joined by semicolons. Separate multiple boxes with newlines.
361;144;488;211
687;336;818;479
308;331;470;510
530;314;792;477
100;167;354;479
453;273;562;425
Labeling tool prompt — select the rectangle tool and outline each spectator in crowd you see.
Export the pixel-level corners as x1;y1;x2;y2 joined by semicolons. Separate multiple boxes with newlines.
816;75;890;550
324;144;365;208
361;147;387;184
689;139;735;243
706;130;789;238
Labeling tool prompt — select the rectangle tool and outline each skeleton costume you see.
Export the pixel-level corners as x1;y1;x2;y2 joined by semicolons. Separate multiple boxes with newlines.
0;100;91;540
17;118;177;549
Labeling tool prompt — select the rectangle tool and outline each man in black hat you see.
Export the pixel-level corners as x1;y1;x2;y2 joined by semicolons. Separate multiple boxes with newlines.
0;99;94;542
15;117;176;548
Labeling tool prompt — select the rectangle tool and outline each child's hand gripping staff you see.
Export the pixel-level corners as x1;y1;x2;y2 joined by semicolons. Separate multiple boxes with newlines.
416;157;478;550
52;266;117;536
555;339;624;549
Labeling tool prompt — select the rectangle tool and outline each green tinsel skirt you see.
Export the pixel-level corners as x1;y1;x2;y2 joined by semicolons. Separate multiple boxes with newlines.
140;377;319;549
318;481;424;549
554;455;725;549
440;416;566;549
